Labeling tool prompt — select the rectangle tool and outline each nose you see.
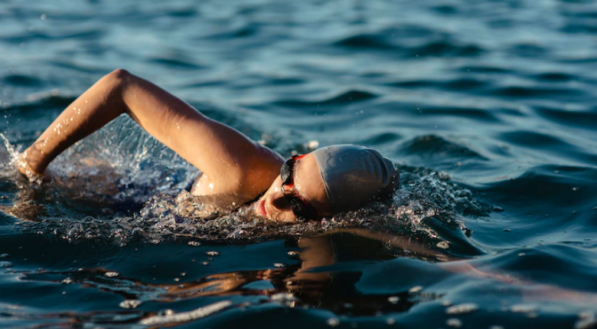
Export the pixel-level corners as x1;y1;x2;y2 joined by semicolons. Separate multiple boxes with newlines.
270;188;291;210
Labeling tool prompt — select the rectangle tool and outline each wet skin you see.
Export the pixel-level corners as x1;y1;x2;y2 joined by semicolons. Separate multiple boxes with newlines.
17;69;330;223
252;153;332;222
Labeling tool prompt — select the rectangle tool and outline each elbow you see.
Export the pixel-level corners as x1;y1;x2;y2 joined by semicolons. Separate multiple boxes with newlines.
102;68;134;100
106;68;133;82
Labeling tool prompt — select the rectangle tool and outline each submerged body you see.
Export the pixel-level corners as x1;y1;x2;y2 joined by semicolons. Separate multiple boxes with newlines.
18;69;397;222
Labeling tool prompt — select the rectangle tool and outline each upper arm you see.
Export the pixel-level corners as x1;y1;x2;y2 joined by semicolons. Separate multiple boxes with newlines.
121;72;284;200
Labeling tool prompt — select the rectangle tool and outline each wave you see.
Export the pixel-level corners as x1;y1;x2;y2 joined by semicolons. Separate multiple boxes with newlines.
273;90;378;108
1;93;76;113
399;135;487;161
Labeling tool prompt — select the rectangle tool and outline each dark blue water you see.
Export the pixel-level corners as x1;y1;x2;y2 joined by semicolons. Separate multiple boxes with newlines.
1;0;597;328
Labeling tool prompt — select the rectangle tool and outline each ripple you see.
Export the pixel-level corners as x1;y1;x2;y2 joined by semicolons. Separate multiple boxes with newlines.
2;74;43;87
389;78;491;92
477;245;597;292
333;34;395;50
508;43;549;58
499;131;570;148
534;106;597;131
357;132;403;146
399;135;487;160
407;40;484;58
0;29;105;44
148;55;203;70
1;93;76;112
458;65;512;74
532;72;576;82
205;24;259;39
480;165;597;209
273;90;378;108
487;85;584;98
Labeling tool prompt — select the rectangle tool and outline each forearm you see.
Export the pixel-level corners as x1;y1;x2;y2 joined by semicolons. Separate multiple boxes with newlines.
23;69;128;174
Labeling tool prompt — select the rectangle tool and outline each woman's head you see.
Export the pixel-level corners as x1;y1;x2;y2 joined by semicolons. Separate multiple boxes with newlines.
254;145;399;222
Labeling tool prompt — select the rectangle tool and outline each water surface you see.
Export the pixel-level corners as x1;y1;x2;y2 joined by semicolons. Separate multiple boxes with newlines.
1;0;597;328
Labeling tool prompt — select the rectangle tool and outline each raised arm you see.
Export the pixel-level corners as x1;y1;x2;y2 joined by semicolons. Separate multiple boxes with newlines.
20;69;283;202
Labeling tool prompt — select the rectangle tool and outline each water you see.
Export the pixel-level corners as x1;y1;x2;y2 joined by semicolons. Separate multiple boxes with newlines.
1;0;597;328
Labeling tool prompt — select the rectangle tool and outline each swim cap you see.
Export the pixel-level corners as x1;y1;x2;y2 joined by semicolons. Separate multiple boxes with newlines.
312;145;399;214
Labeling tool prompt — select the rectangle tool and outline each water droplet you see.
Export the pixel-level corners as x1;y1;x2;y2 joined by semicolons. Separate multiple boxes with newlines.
0;253;9;258
386;317;395;325
518;252;526;257
120;299;142;309
441;300;453;307
206;251;220;256
327;318;340;327
437;241;449;249
446;303;478;315
158;309;175;316
572;187;580;191
62;278;73;284
446;318;462;328
510;304;536;313
188;241;201;247
174;278;180;282
408;286;423;293
287;251;299;257
274;263;286;268
104;271;119;277
202;261;209;266
388;296;400;304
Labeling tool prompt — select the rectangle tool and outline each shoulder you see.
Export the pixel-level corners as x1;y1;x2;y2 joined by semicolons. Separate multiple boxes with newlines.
191;145;283;206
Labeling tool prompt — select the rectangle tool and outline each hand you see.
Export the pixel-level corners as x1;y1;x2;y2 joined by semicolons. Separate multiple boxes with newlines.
16;150;49;184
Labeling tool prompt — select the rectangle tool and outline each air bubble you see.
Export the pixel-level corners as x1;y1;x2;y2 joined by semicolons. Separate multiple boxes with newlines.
104;272;119;277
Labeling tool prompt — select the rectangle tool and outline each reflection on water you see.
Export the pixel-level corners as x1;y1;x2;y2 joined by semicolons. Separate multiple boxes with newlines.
2;0;597;327
11;231;446;327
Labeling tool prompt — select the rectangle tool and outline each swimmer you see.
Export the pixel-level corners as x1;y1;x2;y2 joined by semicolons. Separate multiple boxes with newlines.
17;69;399;222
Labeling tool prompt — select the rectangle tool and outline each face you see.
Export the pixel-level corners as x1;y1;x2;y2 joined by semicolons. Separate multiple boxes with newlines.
253;153;331;222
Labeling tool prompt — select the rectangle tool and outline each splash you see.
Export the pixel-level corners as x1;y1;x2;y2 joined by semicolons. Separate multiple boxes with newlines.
14;167;490;251
1;119;491;251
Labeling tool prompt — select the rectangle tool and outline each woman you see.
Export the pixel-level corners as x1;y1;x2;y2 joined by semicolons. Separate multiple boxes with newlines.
17;69;399;222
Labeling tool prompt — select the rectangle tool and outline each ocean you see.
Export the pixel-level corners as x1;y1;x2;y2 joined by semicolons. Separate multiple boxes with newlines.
1;0;597;328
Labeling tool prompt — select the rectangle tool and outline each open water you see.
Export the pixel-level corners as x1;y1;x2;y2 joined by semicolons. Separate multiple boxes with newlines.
1;0;597;328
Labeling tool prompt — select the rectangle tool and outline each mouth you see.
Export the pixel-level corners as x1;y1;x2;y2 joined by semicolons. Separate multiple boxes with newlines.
257;199;268;217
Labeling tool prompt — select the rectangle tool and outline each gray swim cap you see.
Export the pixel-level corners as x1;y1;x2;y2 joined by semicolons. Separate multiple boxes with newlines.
312;145;399;214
